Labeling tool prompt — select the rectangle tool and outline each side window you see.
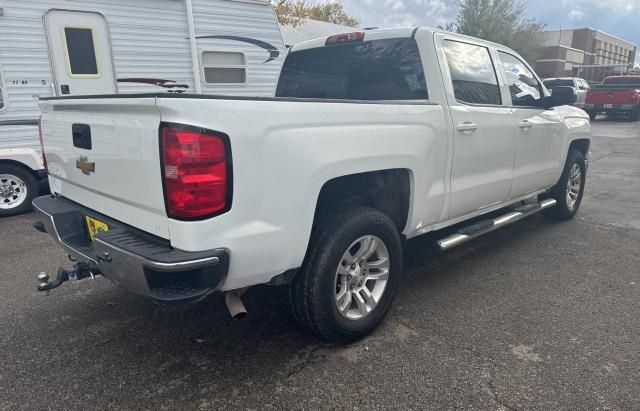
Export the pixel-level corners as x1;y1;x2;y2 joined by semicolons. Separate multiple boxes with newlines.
201;51;246;84
442;40;501;105
498;51;542;107
64;28;99;76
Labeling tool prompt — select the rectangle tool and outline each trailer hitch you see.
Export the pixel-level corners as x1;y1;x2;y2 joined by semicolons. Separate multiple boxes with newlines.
37;261;101;293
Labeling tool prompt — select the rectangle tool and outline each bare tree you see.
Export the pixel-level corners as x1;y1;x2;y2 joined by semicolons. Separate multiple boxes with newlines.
273;0;359;27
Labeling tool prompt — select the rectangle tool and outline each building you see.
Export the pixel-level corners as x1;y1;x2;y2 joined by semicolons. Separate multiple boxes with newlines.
535;28;637;83
280;19;357;47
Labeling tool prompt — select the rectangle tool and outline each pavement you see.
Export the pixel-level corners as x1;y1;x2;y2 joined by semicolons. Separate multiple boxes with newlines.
1;118;639;410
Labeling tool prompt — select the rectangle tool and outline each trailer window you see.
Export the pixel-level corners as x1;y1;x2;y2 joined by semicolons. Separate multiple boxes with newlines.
64;27;99;76
276;38;428;100
201;51;246;84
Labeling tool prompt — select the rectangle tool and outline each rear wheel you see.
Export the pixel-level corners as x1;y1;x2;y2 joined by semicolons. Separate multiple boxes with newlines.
586;110;597;121
0;165;38;216
290;207;402;343
542;149;586;220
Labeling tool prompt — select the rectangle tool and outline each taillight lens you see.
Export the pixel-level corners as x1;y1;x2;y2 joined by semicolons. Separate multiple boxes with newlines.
160;124;230;219
37;117;48;170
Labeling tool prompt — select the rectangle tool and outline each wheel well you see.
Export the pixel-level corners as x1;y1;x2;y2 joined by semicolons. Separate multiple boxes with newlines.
313;169;411;233
569;139;590;158
0;159;41;178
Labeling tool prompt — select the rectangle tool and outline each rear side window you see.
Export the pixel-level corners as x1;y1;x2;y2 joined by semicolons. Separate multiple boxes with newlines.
603;77;640;85
276;38;428;100
64;27;99;75
443;40;501;105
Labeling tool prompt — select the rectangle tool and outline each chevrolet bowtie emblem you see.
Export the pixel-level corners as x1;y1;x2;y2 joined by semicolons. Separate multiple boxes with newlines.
76;156;95;175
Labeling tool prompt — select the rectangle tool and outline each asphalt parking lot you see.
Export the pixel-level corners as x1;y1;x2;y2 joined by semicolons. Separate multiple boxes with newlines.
1;118;639;410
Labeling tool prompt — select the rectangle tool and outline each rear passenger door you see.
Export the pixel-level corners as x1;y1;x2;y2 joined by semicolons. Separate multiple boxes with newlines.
437;37;517;219
495;51;564;199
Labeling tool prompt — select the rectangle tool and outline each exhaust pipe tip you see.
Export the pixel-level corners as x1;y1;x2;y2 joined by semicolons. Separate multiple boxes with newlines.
225;291;247;320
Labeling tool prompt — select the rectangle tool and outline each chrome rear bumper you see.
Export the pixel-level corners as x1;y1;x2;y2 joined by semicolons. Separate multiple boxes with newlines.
32;195;229;304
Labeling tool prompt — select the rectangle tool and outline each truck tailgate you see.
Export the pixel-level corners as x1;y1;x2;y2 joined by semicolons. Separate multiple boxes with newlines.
39;97;169;239
587;89;640;104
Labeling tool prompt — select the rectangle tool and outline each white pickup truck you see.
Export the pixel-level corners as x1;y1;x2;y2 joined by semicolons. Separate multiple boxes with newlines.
33;28;590;342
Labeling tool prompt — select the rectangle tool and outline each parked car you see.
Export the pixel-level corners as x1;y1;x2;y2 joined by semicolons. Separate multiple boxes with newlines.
584;75;640;120
33;28;591;343
543;77;590;108
0;0;285;216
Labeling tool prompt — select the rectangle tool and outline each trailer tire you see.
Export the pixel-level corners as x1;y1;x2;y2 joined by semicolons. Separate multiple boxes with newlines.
289;207;402;343
0;164;38;216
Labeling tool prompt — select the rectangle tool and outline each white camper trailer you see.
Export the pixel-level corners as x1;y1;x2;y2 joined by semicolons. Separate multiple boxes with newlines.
0;0;285;215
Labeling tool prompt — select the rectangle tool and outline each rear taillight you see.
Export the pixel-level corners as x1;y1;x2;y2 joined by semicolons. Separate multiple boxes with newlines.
37;117;48;170
160;124;231;219
325;32;365;46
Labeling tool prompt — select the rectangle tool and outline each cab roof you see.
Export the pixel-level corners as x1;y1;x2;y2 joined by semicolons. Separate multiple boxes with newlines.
287;26;517;56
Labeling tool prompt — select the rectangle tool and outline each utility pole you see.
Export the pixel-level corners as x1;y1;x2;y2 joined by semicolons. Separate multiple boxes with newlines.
556;26;562;77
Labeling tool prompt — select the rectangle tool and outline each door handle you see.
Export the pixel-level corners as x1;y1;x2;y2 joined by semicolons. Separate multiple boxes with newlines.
519;120;533;131
456;122;478;134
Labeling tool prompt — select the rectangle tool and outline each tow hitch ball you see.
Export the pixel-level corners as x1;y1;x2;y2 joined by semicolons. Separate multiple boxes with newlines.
37;261;100;292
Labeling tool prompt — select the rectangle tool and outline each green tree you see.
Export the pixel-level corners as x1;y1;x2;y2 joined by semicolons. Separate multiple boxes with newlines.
273;0;359;27
441;0;546;64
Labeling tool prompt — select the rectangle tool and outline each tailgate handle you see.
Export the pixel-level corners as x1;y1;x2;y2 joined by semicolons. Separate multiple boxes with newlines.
72;124;92;150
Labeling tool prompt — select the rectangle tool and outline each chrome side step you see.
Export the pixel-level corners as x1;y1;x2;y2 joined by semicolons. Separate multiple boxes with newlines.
437;199;557;250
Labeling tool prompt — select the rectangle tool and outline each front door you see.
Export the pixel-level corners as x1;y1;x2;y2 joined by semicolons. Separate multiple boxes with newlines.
45;10;116;96
438;37;517;219
495;51;564;198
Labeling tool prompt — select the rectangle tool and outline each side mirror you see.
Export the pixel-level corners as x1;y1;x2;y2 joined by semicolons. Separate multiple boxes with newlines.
548;86;577;107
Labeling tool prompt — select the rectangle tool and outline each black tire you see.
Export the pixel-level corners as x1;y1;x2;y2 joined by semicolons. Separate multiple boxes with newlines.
542;149;586;220
0;164;38;216
586;110;597;121
290;207;403;343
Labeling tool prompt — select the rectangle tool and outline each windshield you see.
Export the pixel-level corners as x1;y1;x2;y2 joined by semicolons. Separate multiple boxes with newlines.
543;79;574;89
276;38;428;100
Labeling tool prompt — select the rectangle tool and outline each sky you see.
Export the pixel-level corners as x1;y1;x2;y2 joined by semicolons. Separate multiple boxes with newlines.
334;0;640;63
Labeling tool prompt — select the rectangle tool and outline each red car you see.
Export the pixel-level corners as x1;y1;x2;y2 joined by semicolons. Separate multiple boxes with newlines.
584;75;640;121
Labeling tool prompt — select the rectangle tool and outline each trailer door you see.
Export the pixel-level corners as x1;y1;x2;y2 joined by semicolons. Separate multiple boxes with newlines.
45;10;116;96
